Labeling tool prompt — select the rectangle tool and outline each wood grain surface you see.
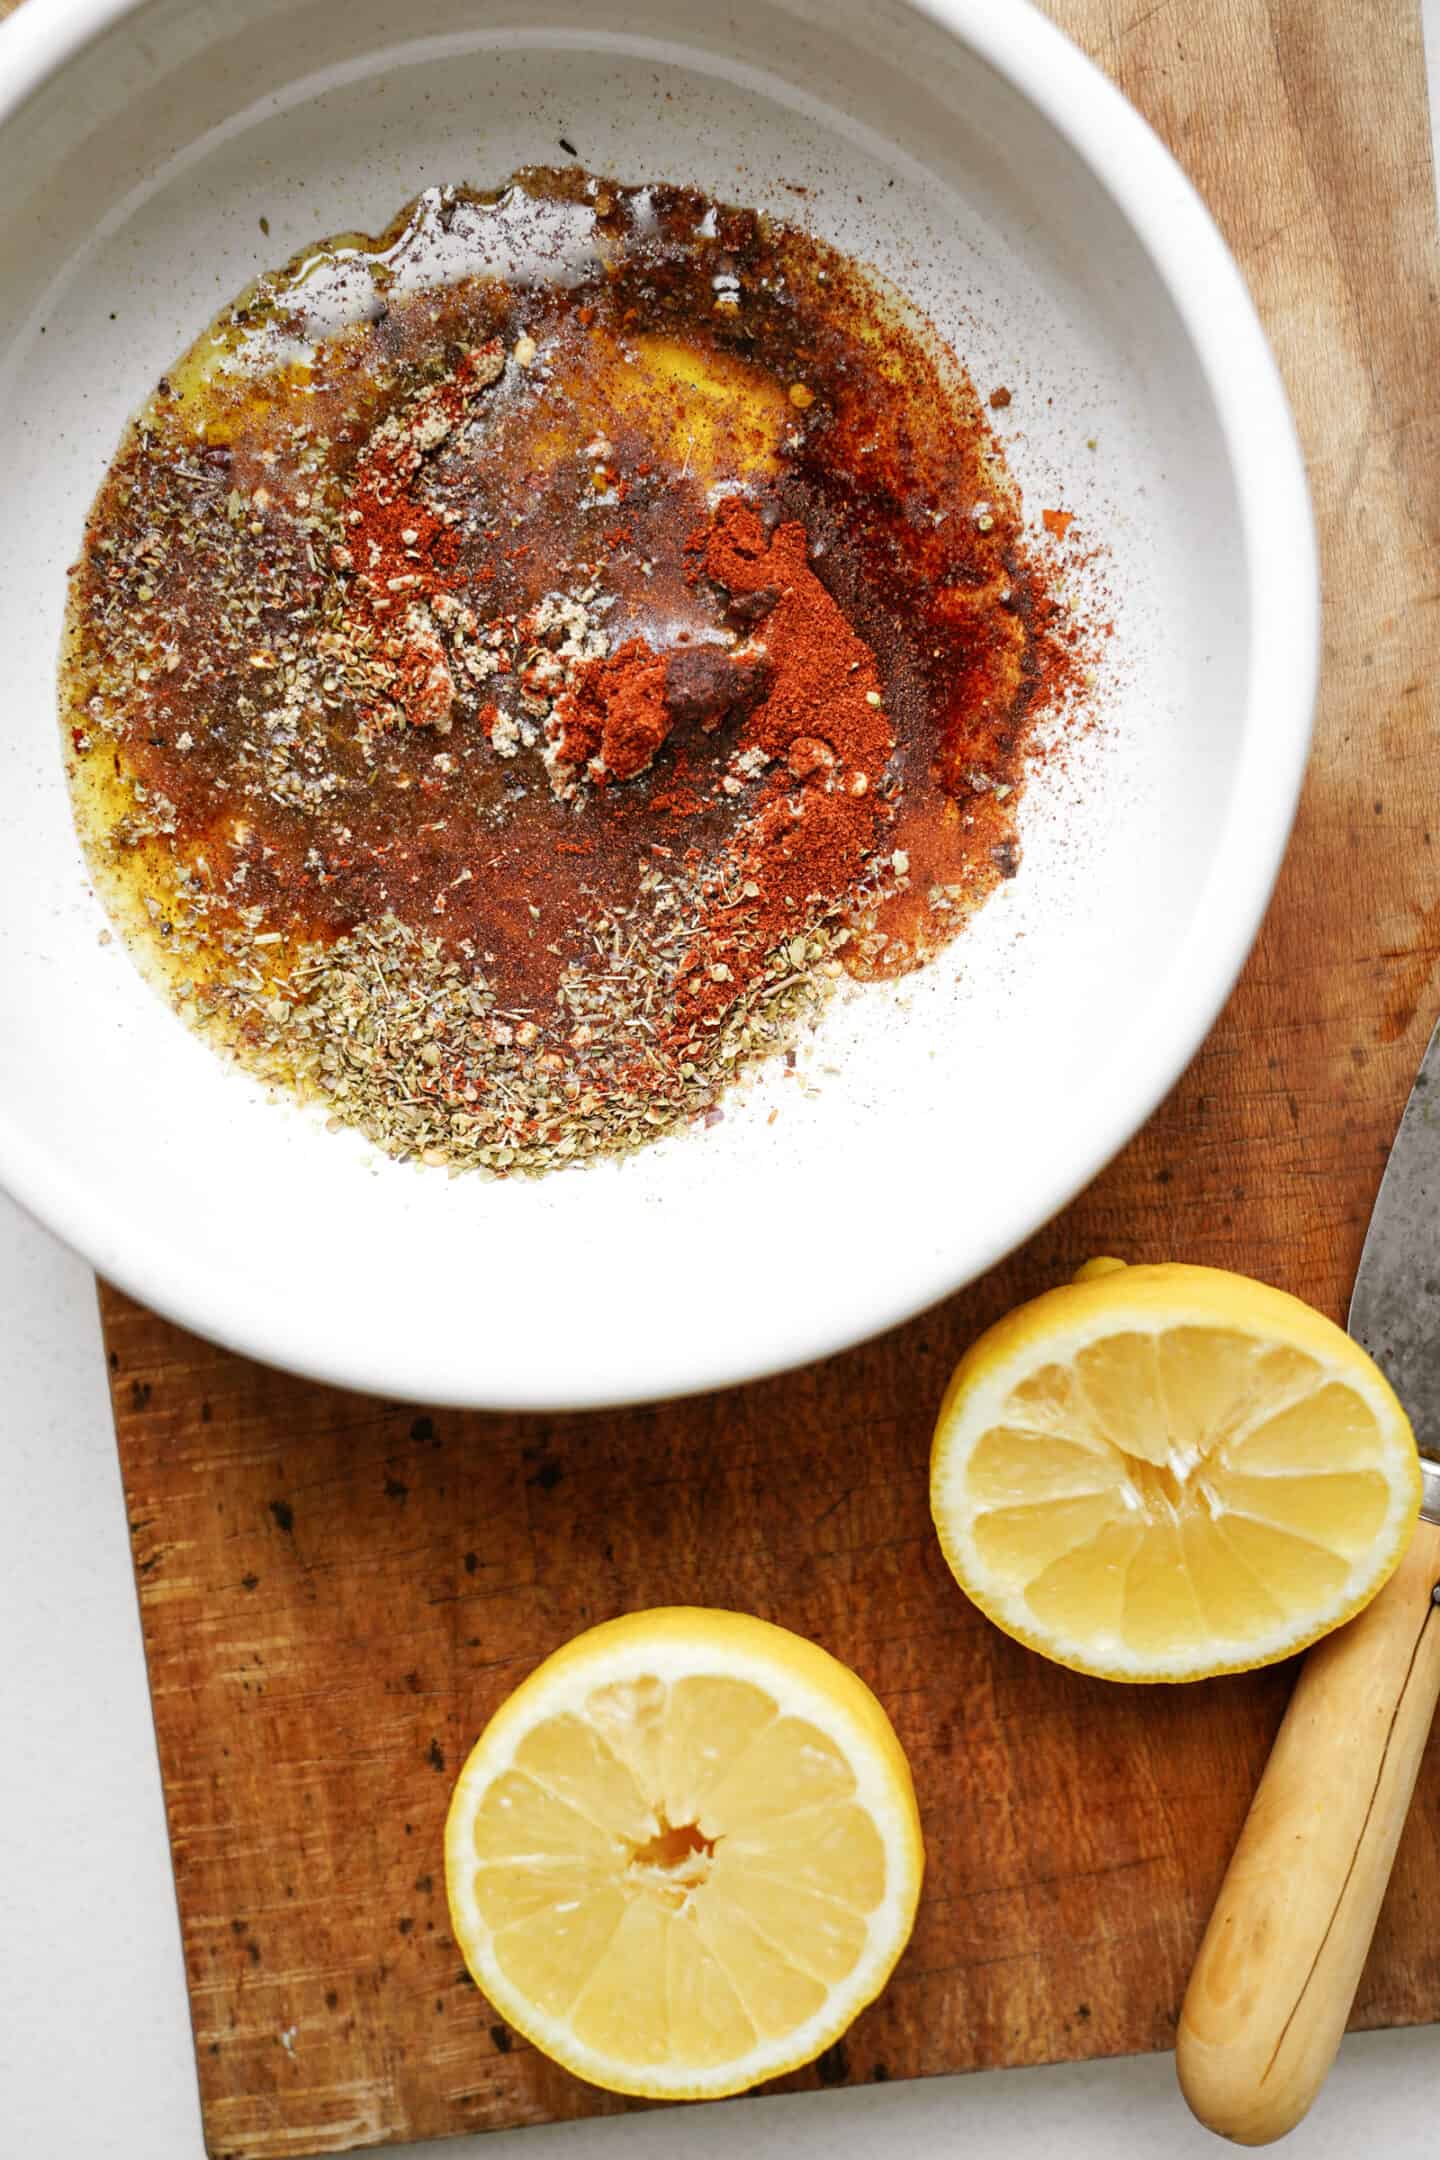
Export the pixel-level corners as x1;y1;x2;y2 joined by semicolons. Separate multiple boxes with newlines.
27;0;1440;2152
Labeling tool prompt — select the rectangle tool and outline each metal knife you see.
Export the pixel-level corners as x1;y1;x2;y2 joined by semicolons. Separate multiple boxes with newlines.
1176;1018;1440;2146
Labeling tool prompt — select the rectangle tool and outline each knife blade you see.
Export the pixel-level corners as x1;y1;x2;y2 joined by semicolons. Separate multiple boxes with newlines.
1349;1012;1440;1522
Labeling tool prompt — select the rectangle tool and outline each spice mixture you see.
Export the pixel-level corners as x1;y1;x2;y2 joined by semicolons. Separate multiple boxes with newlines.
61;169;1083;1174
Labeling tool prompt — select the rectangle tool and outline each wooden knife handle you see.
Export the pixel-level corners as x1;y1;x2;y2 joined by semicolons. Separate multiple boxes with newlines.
1176;1517;1440;2145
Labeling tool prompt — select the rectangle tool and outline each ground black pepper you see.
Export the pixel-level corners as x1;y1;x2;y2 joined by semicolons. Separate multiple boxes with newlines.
61;167;1087;1175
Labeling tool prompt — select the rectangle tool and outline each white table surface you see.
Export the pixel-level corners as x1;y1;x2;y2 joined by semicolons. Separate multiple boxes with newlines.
5;1186;1437;2158
7;9;1440;2154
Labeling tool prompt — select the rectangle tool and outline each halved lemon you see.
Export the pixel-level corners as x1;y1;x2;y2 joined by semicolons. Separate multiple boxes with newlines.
930;1261;1421;1682
444;1607;923;2097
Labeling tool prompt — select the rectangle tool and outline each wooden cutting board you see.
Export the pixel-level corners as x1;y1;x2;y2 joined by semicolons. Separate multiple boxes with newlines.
51;0;1440;2153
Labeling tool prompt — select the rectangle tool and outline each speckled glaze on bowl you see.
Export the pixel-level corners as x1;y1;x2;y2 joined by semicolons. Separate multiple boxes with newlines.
0;0;1315;1407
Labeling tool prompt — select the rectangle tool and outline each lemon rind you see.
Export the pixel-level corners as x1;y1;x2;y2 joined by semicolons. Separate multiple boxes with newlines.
444;1608;924;2097
930;1266;1422;1684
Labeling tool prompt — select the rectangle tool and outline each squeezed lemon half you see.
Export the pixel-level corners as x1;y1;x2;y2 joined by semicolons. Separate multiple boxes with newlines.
444;1607;923;2097
930;1262;1421;1682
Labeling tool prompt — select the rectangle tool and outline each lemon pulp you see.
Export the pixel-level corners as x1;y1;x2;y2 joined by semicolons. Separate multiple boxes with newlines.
444;1607;923;2096
931;1263;1421;1681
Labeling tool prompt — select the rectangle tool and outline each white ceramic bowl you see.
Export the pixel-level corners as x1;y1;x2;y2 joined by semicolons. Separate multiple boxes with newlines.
0;0;1316;1408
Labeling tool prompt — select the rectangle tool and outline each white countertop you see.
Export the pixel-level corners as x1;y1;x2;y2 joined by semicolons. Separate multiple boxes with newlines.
5;1186;1439;2160
7;6;1440;2151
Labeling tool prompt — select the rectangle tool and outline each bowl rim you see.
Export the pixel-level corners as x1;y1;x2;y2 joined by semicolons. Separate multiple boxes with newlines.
0;0;1318;1407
